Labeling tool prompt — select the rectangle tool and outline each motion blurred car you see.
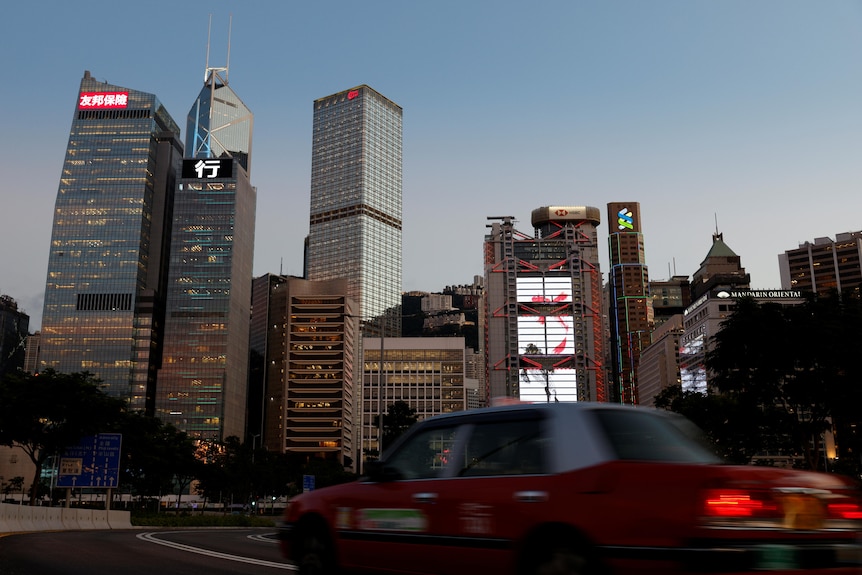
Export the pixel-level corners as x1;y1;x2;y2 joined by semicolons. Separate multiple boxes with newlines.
279;402;862;574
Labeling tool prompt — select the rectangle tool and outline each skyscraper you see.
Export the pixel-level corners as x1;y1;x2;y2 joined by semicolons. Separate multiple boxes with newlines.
779;231;862;298
606;202;652;405
154;63;256;441
484;208;605;404
305;85;403;336
40;71;183;406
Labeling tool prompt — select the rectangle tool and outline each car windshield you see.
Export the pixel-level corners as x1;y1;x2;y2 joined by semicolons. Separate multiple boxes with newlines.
593;408;722;464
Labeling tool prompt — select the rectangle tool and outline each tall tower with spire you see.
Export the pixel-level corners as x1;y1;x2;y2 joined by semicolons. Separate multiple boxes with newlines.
155;23;256;441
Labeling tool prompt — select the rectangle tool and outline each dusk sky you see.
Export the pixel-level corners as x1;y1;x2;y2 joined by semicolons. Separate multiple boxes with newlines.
2;1;860;329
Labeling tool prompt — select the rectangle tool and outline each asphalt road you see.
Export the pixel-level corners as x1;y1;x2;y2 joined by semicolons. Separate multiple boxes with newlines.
0;528;296;575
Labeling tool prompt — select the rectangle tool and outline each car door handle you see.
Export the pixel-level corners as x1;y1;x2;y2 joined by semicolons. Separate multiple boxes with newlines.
514;491;548;503
413;492;438;504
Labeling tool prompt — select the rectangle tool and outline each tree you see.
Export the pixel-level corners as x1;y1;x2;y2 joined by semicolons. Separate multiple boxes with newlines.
375;400;418;449
698;294;862;472
0;369;127;505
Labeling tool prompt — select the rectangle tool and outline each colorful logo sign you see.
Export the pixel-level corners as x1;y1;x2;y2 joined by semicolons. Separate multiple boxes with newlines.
78;92;129;109
617;208;634;231
347;90;360;100
554;209;569;217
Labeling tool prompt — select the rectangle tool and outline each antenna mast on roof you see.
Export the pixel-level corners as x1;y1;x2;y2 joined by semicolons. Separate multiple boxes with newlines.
226;15;232;83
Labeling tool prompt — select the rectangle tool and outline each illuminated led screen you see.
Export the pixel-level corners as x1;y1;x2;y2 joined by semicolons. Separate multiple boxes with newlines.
519;369;577;403
516;277;572;304
518;316;574;355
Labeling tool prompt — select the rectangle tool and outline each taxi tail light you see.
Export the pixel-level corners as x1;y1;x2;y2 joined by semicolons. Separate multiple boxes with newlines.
702;488;782;520
827;500;862;521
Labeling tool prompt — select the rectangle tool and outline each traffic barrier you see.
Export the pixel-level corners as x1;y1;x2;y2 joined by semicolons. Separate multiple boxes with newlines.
0;503;131;533
14;504;37;532
107;509;133;529
45;506;65;530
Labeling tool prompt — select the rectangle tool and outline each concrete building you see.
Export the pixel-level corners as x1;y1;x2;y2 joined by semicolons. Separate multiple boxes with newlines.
606;202;652;404
361;337;469;458
484;208;605;404
636;314;683;407
250;275;358;470
779;231;862;297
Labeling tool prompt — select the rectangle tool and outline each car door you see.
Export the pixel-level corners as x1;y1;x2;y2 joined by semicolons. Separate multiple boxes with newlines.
333;421;464;575
427;413;556;574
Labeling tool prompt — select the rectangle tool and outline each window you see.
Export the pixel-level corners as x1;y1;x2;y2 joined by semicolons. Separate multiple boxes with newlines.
384;425;458;480
458;418;548;477
593;409;720;463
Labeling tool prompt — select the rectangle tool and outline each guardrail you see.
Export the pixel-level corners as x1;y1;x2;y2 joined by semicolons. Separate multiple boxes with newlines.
0;502;132;533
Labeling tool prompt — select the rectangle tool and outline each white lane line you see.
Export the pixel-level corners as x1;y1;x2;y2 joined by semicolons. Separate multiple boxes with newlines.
137;531;296;570
248;532;278;543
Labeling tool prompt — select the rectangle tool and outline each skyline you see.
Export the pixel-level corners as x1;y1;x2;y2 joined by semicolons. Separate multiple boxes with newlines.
2;1;860;329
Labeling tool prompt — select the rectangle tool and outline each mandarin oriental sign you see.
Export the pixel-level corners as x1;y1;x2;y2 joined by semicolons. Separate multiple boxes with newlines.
78;92;129;109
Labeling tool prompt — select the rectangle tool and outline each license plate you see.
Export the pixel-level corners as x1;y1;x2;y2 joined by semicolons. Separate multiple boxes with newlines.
757;544;798;570
780;493;825;530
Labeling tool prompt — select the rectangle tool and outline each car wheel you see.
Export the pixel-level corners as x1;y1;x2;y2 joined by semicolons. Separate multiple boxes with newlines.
295;525;335;575
522;531;600;575
532;545;591;575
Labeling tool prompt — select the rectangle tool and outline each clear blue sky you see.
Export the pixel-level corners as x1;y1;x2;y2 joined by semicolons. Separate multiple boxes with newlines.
2;1;860;329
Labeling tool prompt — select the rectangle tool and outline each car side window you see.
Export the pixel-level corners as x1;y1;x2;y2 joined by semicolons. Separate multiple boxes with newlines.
458;418;548;477
384;425;459;480
593;409;721;463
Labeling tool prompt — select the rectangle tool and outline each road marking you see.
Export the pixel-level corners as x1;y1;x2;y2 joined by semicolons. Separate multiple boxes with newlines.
137;531;296;570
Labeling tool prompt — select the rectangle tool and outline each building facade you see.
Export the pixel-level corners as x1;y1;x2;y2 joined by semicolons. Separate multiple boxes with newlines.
305;85;403;337
679;232;752;394
40;71;183;405
0;295;29;378
779;231;862;297
636;314;683;407
606;202;652;404
361;337;468;460
484;208;605;404
154;65;255;440
252;276;358;469
650;275;692;328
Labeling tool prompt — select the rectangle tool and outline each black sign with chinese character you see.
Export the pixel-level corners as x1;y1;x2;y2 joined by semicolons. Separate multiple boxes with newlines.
182;158;233;179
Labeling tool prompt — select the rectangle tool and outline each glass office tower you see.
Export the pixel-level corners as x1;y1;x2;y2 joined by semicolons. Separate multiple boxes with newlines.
40;71;182;406
306;85;403;336
154;66;256;440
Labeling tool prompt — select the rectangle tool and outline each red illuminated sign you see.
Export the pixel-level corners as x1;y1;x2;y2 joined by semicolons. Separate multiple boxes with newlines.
554;209;569;217
78;92;129;110
347;90;359;100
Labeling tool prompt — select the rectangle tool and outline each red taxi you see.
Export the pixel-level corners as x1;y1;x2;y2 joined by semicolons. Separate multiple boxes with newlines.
279;402;862;574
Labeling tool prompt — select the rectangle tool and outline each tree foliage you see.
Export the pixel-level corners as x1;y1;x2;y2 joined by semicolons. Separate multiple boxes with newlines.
0;369;127;504
660;293;862;475
376;400;419;450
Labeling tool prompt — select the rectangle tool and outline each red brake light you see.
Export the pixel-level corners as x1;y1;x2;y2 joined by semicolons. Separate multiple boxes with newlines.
828;502;862;520
703;489;780;518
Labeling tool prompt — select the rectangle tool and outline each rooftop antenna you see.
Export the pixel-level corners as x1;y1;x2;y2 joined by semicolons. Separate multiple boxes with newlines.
204;15;212;83
226;15;232;83
203;14;230;84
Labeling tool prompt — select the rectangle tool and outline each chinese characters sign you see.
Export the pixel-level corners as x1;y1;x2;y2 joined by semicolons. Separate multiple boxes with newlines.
182;158;234;179
57;433;122;488
78;92;129;109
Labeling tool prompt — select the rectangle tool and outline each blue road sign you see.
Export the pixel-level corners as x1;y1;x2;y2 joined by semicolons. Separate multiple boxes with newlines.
302;474;315;492
57;433;122;488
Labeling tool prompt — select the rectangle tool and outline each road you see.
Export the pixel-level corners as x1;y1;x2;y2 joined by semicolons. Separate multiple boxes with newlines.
0;528;296;575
